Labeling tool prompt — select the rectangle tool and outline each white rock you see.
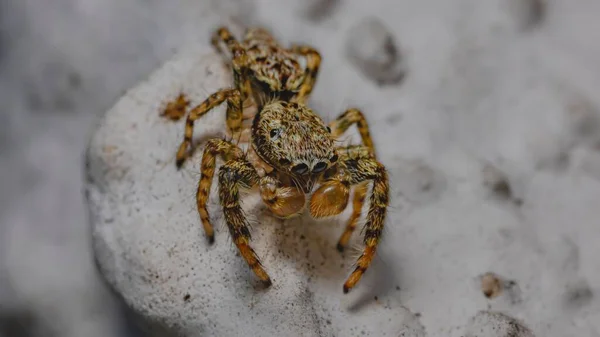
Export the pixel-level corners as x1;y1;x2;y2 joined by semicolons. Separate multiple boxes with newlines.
85;44;425;336
465;311;534;337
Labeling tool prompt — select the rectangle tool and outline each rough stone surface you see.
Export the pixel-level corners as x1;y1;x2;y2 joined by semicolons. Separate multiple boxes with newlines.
5;0;600;336
465;311;535;337
86;45;424;337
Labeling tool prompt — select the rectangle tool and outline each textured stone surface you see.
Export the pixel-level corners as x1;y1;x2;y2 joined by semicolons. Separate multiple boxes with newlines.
465;311;535;337
4;0;600;336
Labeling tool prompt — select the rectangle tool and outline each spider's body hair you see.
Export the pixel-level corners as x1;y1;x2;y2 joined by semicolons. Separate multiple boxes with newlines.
242;28;306;103
211;26;321;109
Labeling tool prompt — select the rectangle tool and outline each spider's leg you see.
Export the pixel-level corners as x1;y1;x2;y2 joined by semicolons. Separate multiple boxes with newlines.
259;175;306;218
160;93;190;121
328;108;377;251
175;88;243;168
336;182;368;252
211;27;253;106
309;145;389;293
329;108;375;155
196;139;244;243
218;157;271;285
290;45;321;104
211;27;241;61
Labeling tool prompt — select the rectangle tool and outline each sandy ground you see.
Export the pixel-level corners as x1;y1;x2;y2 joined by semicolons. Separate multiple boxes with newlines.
1;0;600;336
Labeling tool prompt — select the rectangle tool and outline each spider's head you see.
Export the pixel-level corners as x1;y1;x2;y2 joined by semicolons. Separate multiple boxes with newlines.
252;101;338;191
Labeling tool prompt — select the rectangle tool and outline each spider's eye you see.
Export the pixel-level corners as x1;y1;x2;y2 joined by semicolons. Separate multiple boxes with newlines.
326;126;331;133
270;128;282;140
312;162;328;173
330;154;338;163
291;163;309;175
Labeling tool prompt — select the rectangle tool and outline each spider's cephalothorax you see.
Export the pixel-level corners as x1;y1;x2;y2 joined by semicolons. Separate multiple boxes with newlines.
251;100;337;193
160;27;388;294
161;26;321;168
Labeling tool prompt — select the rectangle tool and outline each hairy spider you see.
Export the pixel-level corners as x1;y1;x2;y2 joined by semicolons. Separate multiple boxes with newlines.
161;27;388;293
161;26;321;168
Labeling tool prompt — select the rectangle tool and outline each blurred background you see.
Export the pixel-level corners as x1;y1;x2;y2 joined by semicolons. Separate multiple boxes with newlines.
1;0;600;336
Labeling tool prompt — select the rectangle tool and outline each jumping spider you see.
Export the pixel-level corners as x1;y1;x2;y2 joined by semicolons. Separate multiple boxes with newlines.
161;27;389;293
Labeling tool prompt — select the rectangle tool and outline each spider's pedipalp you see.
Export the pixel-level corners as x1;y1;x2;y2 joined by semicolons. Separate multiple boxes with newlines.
309;180;350;218
259;174;306;218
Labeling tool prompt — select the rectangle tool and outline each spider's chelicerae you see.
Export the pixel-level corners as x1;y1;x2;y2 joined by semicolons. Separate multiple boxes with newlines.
161;27;389;293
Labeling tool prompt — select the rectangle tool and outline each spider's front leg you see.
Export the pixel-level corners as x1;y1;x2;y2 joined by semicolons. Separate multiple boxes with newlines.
218;158;272;286
175;88;243;168
196;138;272;285
309;145;389;293
328;108;376;252
290;45;321;104
196;138;244;243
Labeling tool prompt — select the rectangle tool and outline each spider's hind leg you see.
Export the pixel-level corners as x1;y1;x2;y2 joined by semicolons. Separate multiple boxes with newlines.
290;45;321;104
211;27;241;60
259;175;306;219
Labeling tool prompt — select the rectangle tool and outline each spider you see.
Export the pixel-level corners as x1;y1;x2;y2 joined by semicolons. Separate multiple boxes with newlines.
161;27;389;293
